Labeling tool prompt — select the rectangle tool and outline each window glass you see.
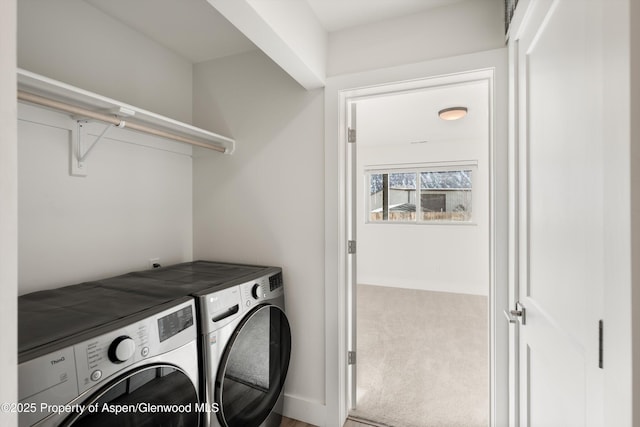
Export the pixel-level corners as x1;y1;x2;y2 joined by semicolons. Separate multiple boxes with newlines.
420;170;472;222
369;173;384;222
367;167;474;223
369;172;417;222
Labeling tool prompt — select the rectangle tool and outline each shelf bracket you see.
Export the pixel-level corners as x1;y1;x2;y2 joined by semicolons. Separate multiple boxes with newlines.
70;108;131;177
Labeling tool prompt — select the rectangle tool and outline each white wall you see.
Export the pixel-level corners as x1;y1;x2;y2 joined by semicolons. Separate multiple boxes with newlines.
192;51;326;424
632;0;640;422
16;0;197;293
17;0;193;123
356;81;490;296
327;0;505;77
18;104;194;294
0;0;18;424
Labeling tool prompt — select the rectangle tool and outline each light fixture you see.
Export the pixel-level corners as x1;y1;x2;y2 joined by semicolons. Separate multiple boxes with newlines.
438;106;468;121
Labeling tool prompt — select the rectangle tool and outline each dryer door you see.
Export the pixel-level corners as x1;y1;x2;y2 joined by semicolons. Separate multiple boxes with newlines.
216;304;291;427
60;364;199;427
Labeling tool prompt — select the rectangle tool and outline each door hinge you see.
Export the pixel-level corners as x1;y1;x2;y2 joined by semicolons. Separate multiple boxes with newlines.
599;320;604;369
348;351;356;365
348;128;356;143
347;240;356;254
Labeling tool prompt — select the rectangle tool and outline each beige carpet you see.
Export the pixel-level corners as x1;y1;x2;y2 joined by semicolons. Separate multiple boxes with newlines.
350;285;488;427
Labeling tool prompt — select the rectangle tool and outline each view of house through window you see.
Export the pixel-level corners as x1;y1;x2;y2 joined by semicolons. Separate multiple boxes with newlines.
368;167;473;223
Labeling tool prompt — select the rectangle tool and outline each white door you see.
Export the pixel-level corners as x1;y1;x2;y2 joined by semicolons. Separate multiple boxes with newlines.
512;0;604;426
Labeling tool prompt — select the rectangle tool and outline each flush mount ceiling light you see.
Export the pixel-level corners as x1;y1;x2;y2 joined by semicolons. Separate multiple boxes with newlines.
438;106;468;121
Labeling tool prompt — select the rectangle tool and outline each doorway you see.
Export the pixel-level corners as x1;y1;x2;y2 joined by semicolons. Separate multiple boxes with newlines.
341;69;500;427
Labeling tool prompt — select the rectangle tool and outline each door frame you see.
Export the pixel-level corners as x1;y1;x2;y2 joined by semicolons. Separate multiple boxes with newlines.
0;1;18;424
323;49;509;427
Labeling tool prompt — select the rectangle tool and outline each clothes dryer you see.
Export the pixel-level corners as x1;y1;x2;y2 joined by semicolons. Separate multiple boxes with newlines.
18;290;201;427
194;268;291;427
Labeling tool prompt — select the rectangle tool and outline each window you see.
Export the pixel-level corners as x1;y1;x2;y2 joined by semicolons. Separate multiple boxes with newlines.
367;166;474;223
369;172;416;222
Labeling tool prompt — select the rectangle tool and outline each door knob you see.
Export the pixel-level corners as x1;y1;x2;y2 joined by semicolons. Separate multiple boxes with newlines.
503;302;526;325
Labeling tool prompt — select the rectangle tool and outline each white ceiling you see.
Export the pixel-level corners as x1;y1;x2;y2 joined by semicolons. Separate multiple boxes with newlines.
85;0;467;64
85;0;257;63
358;81;489;146
306;0;466;32
83;0;486;146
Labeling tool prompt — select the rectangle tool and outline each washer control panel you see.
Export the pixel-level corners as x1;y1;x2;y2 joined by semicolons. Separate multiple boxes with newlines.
73;299;195;394
75;319;150;393
240;271;284;308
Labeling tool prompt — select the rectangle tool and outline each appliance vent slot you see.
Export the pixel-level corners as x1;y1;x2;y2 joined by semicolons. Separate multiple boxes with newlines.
269;273;284;291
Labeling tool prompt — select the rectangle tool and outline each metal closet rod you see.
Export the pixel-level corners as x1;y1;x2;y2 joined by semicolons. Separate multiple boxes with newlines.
17;90;226;153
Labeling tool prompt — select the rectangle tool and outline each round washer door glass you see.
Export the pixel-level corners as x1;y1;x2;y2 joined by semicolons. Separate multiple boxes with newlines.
61;365;199;427
217;305;291;427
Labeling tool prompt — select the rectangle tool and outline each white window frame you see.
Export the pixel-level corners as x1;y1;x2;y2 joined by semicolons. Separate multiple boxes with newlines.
365;161;478;225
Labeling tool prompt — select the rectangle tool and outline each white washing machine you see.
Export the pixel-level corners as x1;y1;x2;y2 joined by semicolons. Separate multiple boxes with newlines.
194;268;291;427
18;294;201;427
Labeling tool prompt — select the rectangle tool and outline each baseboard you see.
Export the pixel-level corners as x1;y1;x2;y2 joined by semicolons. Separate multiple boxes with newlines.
357;280;489;296
282;393;326;426
347;415;392;427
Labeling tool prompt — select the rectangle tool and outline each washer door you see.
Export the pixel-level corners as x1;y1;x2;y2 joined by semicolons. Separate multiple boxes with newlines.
61;364;199;427
216;304;291;427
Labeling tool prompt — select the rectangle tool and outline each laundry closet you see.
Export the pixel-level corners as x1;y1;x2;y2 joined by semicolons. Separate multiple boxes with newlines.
16;0;326;425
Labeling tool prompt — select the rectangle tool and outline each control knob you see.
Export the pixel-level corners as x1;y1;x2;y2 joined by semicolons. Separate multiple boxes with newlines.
108;336;136;364
251;283;265;300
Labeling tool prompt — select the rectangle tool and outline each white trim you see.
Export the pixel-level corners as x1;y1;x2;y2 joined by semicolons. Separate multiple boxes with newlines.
363;160;478;171
0;0;17;423
324;48;509;427
282;394;326;427
506;5;523;425
358;280;489;297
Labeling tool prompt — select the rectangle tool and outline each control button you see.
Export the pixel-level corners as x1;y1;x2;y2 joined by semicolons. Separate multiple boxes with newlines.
251;284;264;300
141;347;149;357
246;301;252;307
90;370;102;382
108;336;136;363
